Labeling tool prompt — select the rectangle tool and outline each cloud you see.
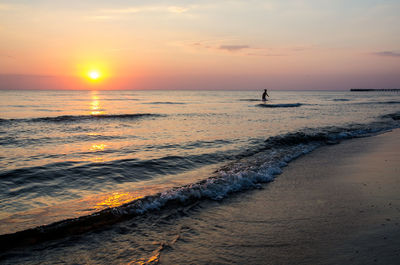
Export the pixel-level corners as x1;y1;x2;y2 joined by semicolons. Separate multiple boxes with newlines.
85;15;114;20
185;41;251;53
168;6;189;13
98;7;142;14
219;45;250;51
246;53;286;57
374;51;400;57
180;40;289;56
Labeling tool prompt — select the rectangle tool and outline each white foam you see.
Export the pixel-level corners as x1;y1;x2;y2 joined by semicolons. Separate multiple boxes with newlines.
115;143;322;216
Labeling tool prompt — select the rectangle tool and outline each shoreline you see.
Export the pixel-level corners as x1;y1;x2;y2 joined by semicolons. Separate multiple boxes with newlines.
0;129;399;264
160;129;400;264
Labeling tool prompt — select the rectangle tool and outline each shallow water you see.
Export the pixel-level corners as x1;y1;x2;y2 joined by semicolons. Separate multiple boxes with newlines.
0;89;399;263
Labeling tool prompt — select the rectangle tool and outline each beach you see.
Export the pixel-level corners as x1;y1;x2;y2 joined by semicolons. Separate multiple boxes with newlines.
159;129;400;264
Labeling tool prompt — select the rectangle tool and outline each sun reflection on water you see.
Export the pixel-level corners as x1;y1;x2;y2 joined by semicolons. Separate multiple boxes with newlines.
94;192;144;210
90;143;106;151
90;92;105;115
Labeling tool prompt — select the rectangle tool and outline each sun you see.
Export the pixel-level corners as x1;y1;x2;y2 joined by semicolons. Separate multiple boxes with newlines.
79;62;109;85
88;70;101;80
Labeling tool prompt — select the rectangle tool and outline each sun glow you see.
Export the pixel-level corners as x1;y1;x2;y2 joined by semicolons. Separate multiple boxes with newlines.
77;61;111;88
88;70;101;80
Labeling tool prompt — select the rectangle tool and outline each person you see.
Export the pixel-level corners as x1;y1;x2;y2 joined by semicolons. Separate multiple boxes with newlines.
262;89;269;101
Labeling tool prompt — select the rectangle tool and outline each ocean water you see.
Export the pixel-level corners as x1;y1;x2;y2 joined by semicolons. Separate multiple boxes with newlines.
0;89;399;263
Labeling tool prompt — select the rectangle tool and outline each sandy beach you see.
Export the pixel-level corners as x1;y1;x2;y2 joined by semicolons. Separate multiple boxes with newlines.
160;129;400;264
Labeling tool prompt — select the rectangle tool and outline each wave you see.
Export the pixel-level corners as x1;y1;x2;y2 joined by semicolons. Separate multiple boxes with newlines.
0;133;128;147
356;101;400;105
1;111;399;251
101;98;139;101
332;99;351;102
0;113;164;124
33;109;62;112
10;105;39;108
238;99;261;102
382;112;400;120
256;103;303;108
0;151;234;185
377;101;400;104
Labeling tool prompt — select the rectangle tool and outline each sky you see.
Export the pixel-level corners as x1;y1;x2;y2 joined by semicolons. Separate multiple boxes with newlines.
0;0;399;90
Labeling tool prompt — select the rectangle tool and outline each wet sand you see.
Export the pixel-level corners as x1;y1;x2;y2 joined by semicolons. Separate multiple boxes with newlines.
160;129;400;264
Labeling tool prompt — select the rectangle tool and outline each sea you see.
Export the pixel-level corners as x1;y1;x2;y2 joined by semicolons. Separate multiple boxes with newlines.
0;89;399;264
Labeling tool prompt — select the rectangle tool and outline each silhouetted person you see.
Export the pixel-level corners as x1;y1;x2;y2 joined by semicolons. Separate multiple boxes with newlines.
262;89;269;101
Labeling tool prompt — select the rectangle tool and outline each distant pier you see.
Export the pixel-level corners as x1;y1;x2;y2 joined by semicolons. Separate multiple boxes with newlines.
350;88;400;92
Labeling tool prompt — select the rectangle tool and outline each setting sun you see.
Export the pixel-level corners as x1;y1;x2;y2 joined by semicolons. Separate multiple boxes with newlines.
88;71;101;80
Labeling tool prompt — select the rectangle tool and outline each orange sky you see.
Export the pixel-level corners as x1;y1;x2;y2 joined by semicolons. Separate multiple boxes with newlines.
0;0;399;90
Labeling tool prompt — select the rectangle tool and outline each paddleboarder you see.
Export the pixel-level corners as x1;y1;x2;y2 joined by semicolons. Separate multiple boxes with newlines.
262;89;269;101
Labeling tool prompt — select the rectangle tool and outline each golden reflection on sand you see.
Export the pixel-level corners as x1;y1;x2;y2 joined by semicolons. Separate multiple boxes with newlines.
130;251;161;265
